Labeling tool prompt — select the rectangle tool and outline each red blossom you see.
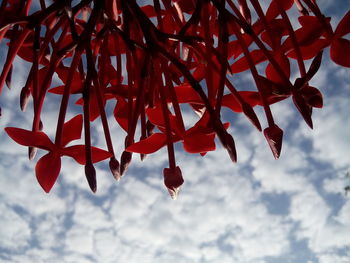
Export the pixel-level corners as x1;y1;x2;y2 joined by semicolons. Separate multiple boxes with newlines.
0;0;349;198
5;115;111;192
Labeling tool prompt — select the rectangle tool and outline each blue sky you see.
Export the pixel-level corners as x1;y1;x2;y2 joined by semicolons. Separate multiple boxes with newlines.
1;1;350;263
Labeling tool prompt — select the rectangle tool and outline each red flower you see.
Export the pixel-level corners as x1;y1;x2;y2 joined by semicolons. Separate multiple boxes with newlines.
5;115;111;192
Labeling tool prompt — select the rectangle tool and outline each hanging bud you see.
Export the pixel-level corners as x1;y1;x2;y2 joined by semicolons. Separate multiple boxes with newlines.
28;146;37;160
163;166;184;200
238;0;252;24
20;87;31;112
294;0;309;16
264;124;283;159
213;118;237;163
224;132;237;163
120;151;132;176
292;92;313;128
85;163;97;193
6;65;12;90
242;103;262;131
109;156;121;180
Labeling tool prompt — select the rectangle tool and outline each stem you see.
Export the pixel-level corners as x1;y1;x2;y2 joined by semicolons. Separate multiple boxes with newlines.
86;46;116;156
276;0;306;78
215;0;229;115
54;50;82;146
155;63;177;169
0;28;31;94
230;19;275;127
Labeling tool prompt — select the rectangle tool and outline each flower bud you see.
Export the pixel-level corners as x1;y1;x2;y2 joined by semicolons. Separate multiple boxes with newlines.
163;166;184;200
20;87;31;112
85;163;97;193
120;151;132;176
264;124;283;159
109;157;121;180
242;103;262;131
28;146;37;160
6;65;12;90
292;92;313;129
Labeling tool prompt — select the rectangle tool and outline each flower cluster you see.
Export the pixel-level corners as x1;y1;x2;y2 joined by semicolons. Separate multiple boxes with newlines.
0;0;349;198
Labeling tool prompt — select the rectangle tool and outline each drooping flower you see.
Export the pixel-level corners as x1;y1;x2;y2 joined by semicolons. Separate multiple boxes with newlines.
0;0;349;198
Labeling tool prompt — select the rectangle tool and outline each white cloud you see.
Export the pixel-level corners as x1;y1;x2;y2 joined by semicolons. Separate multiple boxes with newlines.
0;203;31;251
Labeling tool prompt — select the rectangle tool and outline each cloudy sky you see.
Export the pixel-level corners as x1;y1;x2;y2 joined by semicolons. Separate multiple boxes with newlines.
1;1;350;263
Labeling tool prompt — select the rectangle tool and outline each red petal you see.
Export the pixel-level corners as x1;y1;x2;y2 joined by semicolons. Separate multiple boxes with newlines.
222;94;243;112
266;53;290;84
126;133;167;154
113;97;129;132
266;0;294;21
5;127;53;150
55;66;83;88
231;50;266;73
330;38;350;67
287;39;329;60
175;84;202;104
90;146;113;163
62;145;112;165
228;34;253;59
146;106;184;136
61;115;83;146
192;63;207;82
35;152;61;193
334;10;350;38
183;132;216;153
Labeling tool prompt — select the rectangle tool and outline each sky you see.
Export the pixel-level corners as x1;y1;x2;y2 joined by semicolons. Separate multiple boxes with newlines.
1;1;350;263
